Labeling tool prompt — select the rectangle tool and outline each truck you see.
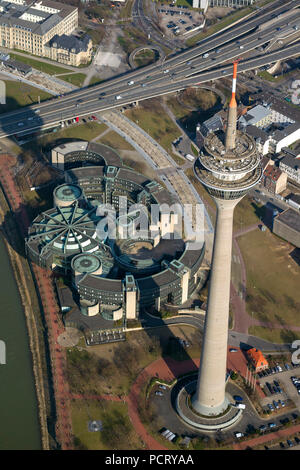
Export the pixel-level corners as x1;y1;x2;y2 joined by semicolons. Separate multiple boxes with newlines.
185;154;195;162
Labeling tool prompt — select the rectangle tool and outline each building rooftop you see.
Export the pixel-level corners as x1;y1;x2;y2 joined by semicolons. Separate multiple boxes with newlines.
47;33;91;53
78;275;123;293
254;92;300;123
280;154;300;172
239;105;271;127
244;124;269;144
272;122;300;142
274;208;300;233
247;347;268;367
289;194;300;206
263;164;283;183
0;0;77;36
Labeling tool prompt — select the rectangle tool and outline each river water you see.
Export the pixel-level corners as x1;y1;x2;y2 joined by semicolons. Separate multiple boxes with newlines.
0;234;41;449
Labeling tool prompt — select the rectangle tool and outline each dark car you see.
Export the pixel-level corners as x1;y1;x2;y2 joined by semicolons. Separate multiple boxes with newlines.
280;417;289;425
233;395;243;402
280;442;285;449
287;440;293;447
295;436;300;444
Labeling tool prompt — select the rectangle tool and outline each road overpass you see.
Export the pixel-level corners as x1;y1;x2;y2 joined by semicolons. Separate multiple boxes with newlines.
0;0;299;139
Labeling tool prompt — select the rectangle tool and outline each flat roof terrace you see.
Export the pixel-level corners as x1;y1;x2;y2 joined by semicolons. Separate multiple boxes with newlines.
274;208;300;233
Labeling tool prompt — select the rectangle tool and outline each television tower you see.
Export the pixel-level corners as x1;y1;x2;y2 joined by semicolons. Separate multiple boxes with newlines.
192;61;262;416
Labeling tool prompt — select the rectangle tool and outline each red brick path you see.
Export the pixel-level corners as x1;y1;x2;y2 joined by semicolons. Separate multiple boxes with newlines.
0;153;73;450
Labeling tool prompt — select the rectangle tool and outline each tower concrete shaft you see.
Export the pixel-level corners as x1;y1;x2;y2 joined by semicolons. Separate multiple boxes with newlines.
192;60;262;417
192;198;238;415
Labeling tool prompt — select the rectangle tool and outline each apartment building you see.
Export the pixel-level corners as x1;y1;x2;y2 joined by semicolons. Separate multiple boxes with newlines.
45;33;92;66
0;0;79;60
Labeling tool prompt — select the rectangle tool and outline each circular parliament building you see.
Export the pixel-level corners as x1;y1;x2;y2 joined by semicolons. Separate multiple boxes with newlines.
26;142;206;340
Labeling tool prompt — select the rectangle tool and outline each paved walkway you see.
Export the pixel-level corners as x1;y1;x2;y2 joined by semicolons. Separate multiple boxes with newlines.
0;152;73;450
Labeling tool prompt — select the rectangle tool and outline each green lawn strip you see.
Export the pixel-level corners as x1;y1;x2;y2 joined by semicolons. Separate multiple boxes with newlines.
118;0;135;19
248;326;300;344
9;52;71;75
166;91;221;134
88;75;103;86
238;229;300;327
233;195;265;231
191;143;199;157
71;399;142;450
134;50;156;68
32;122;107;145
98;130;135;151
125;100;183;160
186;6;253;47
57;73;86;87
0;80;52;113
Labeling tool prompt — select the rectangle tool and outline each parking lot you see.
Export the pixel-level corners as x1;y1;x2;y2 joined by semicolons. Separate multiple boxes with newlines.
157;4;204;37
258;362;300;413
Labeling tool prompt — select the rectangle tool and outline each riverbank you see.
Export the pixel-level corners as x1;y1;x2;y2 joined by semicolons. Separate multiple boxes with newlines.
0;159;50;449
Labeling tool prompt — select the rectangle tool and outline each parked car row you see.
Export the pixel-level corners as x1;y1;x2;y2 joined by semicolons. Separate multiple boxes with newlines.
60;115;97;128
267;399;286;412
280;437;300;449
236;413;300;440
258;362;300;378
265;380;283;395
291;376;300;395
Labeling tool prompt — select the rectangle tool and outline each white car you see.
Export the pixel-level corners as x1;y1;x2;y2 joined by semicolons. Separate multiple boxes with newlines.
128;80;134;86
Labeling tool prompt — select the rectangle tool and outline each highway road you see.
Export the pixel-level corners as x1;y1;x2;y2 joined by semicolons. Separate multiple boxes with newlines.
0;0;299;138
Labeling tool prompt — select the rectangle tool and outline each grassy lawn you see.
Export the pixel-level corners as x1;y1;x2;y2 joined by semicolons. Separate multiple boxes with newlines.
98;130;135;151
9;53;71;75
134;49;156;68
248;326;300;344
119;0;134;19
71;399;143;450
233;195;265;231
88;75;103;86
125;98;183;160
0;80;52;114
166;90;221;134
21;122;107;157
238;228;300;328
57;73;86;87
40;121;107;143
186;6;253;47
